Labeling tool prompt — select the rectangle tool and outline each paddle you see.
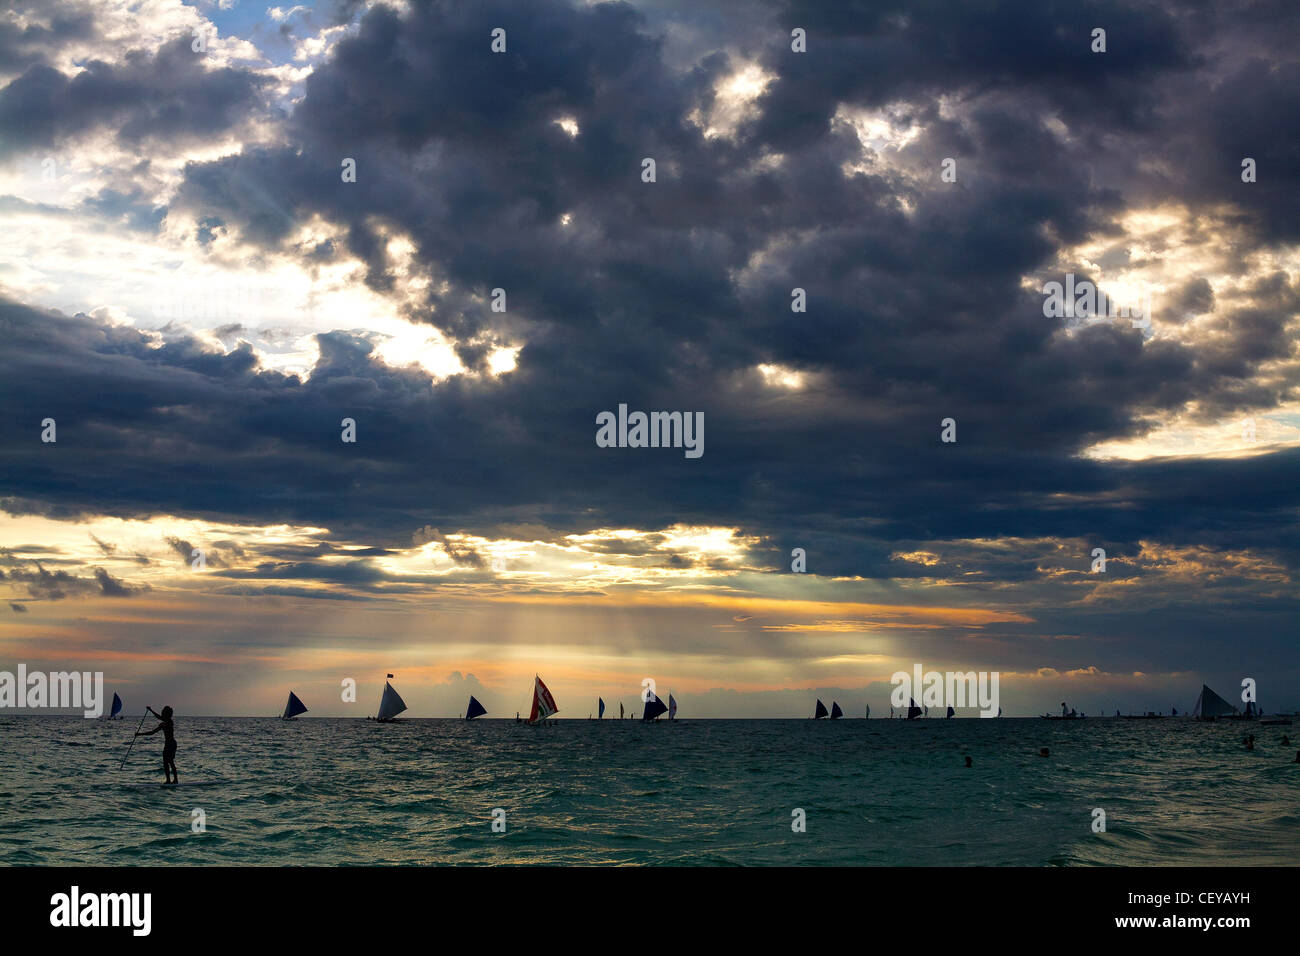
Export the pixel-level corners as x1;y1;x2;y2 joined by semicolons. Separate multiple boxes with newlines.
119;710;149;770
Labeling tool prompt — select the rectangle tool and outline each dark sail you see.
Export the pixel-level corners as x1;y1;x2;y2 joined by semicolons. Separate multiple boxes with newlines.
465;695;487;719
642;695;668;721
283;691;308;719
829;701;843;719
109;693;123;718
946;706;955;718
1192;683;1236;719
814;699;829;719
376;681;407;721
907;697;922;720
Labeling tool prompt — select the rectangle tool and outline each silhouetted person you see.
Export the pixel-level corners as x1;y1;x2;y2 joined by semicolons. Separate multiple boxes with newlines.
1039;747;1050;757
964;755;972;768
136;705;177;783
1244;734;1255;751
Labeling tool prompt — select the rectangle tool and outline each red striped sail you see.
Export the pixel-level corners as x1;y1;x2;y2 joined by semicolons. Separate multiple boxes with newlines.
528;675;558;724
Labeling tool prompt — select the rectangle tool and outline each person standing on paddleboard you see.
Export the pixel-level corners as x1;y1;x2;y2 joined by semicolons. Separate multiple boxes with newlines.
136;706;178;783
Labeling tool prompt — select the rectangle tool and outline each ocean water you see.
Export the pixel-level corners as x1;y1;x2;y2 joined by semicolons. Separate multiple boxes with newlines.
1;715;1296;866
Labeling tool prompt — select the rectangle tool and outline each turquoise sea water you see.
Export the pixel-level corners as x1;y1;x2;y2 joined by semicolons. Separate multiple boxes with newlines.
2;715;1296;865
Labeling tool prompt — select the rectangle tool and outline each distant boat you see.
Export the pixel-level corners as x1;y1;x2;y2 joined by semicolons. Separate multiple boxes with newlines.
373;675;407;723
642;694;668;721
997;707;1002;717
829;701;843;720
1192;683;1237;721
907;698;922;720
620;701;625;719
465;695;487;720
281;691;308;720
598;697;605;720
814;699;829;719
105;692;123;720
1043;701;1084;719
668;694;677;721
946;706;955;718
865;704;870;718
527;675;558;725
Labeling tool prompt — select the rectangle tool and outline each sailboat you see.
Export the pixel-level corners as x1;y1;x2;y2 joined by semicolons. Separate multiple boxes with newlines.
104;692;123;720
281;691;308;720
668;694;677;721
906;698;922;720
642;693;668;721
598;697;605;720
527;675;558;725
465;695;487;720
1042;701;1085;719
865;704;870;718
945;706;955;718
1191;683;1237;721
829;701;843;720
619;701;625;719
372;675;407;723
814;699;829;719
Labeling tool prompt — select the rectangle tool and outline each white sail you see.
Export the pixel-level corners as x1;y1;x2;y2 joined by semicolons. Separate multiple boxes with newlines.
377;681;407;721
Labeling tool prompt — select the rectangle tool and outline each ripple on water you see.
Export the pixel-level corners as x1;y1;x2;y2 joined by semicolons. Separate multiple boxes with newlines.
2;717;1298;865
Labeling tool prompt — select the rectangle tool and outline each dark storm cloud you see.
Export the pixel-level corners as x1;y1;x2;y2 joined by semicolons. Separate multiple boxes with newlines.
93;565;145;596
1;0;1298;588
0;35;268;159
0;558;144;600
79;186;167;233
3;562;93;600
0;6;95;77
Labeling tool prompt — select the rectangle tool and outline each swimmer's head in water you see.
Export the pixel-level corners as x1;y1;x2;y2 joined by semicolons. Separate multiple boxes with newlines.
1039;747;1050;757
161;706;173;719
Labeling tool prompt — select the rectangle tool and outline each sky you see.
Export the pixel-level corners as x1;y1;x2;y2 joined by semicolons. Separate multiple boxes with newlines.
1;0;1297;718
